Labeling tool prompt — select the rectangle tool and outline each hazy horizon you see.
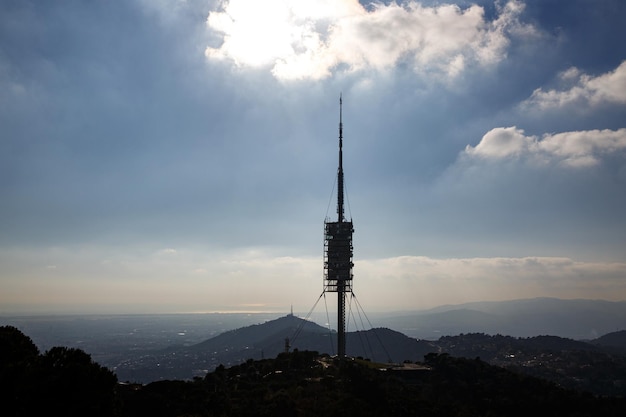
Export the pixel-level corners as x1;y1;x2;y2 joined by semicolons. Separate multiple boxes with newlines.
2;296;625;317
4;298;626;347
2;1;625;315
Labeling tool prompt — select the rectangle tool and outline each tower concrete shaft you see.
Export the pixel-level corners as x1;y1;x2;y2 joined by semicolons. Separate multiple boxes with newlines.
324;95;354;359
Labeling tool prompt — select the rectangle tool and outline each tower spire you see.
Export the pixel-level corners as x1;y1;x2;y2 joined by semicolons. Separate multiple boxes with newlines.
338;94;344;222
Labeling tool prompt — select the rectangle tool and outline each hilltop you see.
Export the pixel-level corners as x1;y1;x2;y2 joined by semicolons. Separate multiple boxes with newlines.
114;314;436;382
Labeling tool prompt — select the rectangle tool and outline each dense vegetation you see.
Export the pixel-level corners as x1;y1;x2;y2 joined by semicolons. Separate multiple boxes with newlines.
3;326;626;416
1;326;117;416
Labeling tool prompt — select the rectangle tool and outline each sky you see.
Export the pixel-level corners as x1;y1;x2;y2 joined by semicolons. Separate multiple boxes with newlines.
1;0;626;315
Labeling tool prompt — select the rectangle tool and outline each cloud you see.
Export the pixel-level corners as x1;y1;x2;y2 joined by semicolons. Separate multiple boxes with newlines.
205;0;535;80
523;60;626;110
157;248;178;255
464;127;626;168
416;125;626;261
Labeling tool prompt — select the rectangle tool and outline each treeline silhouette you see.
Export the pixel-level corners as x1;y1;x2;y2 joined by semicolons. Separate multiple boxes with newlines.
1;326;117;416
2;326;625;416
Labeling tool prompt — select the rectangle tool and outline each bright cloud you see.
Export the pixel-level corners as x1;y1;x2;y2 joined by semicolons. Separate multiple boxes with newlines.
465;127;626;167
205;0;534;80
523;60;626;109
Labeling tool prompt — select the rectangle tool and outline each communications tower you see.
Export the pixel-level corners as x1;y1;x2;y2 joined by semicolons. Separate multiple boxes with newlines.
324;95;354;359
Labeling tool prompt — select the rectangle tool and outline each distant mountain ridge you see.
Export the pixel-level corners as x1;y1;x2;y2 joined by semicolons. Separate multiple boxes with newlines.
382;297;626;340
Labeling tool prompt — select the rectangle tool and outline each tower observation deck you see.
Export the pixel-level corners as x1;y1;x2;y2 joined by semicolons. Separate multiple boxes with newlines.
324;95;354;359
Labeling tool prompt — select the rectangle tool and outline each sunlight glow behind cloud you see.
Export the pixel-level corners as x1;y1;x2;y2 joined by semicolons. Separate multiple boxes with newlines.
205;0;534;80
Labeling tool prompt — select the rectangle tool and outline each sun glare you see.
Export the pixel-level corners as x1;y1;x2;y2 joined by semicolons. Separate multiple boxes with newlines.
207;1;298;67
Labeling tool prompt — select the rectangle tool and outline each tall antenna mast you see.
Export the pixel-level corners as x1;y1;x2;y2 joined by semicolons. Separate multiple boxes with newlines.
324;94;354;359
338;94;344;222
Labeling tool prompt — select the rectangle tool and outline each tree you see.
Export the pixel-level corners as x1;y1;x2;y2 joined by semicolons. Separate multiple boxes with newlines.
1;326;41;416
27;346;118;416
0;327;118;417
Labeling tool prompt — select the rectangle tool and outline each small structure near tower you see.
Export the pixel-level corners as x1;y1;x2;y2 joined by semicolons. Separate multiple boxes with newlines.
323;95;354;359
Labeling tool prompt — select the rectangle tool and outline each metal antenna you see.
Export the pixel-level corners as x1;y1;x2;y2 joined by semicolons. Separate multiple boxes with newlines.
338;94;344;222
323;94;354;360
